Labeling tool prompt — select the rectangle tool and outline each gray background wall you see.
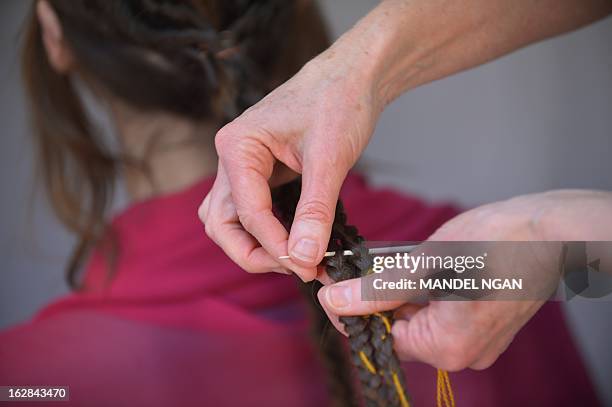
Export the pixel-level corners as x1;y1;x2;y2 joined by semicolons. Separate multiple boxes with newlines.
1;0;611;404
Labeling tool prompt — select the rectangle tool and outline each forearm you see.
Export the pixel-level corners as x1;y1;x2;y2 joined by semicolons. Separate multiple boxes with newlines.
324;0;612;109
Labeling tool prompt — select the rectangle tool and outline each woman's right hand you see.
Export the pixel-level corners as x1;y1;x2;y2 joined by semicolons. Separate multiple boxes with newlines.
198;45;383;281
198;0;612;282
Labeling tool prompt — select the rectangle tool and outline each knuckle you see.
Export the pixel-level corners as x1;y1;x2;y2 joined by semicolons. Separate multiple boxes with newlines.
437;339;473;371
214;125;236;155
296;199;334;225
197;201;208;223
243;264;263;274
203;221;215;240
217;133;274;177
242;266;257;274
470;356;497;371
237;211;257;232
439;353;471;372
240;252;268;275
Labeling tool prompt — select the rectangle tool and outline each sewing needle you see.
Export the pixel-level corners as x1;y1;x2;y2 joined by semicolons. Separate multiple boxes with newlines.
278;244;418;259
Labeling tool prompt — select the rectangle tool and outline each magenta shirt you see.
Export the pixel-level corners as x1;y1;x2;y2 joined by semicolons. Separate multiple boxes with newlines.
0;174;599;406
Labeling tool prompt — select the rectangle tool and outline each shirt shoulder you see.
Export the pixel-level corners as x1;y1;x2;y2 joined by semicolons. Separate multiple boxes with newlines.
340;173;461;241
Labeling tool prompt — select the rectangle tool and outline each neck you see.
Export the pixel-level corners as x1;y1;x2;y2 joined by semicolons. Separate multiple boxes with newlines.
109;102;218;202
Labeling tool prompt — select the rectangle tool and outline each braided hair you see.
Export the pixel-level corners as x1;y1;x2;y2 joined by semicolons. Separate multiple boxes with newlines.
274;181;411;407
43;0;293;120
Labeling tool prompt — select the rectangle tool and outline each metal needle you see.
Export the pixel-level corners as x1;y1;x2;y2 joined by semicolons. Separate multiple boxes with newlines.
278;244;418;259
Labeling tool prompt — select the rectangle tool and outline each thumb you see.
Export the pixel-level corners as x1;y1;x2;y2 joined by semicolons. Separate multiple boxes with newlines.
318;277;406;316
288;159;348;269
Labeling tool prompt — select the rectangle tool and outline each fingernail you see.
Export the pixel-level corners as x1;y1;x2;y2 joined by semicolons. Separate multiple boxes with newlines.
325;284;352;309
291;238;319;263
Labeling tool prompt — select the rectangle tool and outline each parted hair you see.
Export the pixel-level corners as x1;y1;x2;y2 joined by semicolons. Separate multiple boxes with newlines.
22;1;408;405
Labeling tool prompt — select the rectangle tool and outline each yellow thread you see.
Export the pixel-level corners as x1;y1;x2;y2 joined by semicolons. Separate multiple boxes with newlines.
437;374;441;407
443;370;455;407
374;312;392;333
381;334;387;340
392;372;410;407
436;370;445;407
355;312;455;407
436;369;455;407
358;351;377;374
437;370;440;406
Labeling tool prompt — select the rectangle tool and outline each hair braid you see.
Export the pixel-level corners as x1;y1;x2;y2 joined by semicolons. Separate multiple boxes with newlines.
328;203;411;407
274;180;411;407
273;181;357;407
51;0;292;120
299;281;358;407
138;0;210;27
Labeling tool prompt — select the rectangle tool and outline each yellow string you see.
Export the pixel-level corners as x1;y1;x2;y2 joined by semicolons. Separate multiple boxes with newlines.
375;314;411;407
359;351;377;374
357;313;456;407
374;312;392;333
436;369;455;407
392;372;411;407
443;370;455;407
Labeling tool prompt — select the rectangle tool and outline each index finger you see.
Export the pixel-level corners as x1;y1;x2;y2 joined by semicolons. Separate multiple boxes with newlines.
218;140;317;281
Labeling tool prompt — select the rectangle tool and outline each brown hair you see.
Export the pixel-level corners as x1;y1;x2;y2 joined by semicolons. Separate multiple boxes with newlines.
21;0;329;287
21;1;411;405
275;181;411;407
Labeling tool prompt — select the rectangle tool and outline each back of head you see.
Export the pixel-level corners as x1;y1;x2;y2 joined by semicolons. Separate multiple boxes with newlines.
21;0;330;283
28;0;329;119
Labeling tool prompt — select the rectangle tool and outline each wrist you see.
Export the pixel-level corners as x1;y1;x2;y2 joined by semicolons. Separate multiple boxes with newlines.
312;1;415;114
322;0;479;111
531;190;612;240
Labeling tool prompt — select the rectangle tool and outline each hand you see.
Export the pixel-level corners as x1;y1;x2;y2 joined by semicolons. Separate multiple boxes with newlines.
317;190;612;370
199;47;381;281
197;0;612;282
